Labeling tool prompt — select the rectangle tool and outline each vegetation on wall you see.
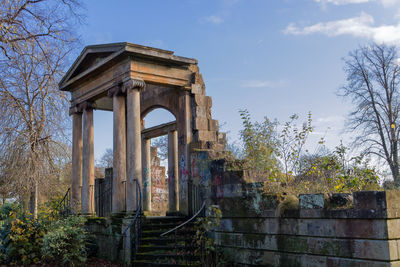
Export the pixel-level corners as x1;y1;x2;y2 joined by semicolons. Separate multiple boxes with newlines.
229;109;380;195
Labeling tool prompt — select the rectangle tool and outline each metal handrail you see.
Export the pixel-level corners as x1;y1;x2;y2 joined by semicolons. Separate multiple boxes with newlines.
120;178;142;264
52;188;71;217
122;178;142;236
160;199;206;237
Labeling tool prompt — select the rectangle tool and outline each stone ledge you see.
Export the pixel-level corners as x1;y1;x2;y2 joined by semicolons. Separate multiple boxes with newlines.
216;217;390;239
214;232;399;260
218;246;399;266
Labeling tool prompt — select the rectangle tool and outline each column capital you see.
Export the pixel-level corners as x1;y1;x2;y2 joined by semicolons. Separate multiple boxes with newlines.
122;78;146;93
69;105;82;116
107;83;124;98
78;101;96;112
69;102;95;115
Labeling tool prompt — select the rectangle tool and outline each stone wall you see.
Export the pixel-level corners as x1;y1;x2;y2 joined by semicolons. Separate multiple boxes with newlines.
208;162;400;266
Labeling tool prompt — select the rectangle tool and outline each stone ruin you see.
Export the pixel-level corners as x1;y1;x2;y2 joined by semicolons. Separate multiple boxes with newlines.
59;42;227;216
60;43;400;266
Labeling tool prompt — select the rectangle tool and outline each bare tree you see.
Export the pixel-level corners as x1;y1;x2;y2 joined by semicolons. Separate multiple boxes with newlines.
151;136;168;161
0;0;82;217
98;148;113;169
0;0;82;59
340;43;400;184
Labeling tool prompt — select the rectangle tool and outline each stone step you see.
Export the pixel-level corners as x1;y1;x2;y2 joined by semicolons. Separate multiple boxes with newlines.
138;245;186;253
132;260;202;267
142;222;192;231
141;228;196;237
140;236;191;246
142;216;186;225
135;253;200;262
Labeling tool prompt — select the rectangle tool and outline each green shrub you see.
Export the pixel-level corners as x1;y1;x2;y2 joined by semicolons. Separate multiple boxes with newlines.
41;216;87;266
0;206;45;265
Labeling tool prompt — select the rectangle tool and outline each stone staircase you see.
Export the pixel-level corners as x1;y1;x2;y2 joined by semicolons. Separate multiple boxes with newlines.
132;216;202;266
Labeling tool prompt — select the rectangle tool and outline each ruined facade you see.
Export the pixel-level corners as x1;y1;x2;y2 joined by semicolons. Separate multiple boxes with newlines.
59;42;225;216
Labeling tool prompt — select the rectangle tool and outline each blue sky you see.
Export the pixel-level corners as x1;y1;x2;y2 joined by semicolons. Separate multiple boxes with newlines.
76;0;400;160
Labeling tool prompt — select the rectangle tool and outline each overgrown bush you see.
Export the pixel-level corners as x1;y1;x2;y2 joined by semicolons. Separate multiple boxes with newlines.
0;204;45;265
195;206;227;266
41;216;88;266
0;201;88;266
233;110;381;195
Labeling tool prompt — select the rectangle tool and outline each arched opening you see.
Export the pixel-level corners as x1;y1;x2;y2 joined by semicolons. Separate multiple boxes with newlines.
141;107;178;216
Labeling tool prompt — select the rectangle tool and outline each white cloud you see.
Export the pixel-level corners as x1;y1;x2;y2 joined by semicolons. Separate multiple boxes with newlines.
202;15;224;24
240;80;287;88
380;0;400;7
284;12;400;45
315;0;370;5
315;0;400;6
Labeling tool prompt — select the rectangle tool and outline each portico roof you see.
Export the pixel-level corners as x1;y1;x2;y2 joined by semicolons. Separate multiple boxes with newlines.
59;42;197;92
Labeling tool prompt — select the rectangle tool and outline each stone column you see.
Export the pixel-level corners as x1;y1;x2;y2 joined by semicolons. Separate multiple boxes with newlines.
81;102;95;215
109;84;127;214
168;130;179;212
142;138;151;211
177;90;192;214
125;78;146;213
71;109;82;212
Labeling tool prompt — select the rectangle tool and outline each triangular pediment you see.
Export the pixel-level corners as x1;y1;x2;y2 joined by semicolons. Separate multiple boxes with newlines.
59;42;127;91
59;42;198;92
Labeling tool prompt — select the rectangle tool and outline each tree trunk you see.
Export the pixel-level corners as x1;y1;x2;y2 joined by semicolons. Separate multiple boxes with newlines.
389;162;400;186
29;180;38;218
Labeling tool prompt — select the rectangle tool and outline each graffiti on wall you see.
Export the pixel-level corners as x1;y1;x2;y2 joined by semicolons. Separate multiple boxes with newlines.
191;151;211;186
151;165;168;212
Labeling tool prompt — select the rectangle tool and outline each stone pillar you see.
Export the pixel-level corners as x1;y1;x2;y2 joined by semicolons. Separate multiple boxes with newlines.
81;102;95;215
110;85;127;214
177;90;192;214
71;109;83;211
168;130;179;212
142;138;152;211
125;78;146;213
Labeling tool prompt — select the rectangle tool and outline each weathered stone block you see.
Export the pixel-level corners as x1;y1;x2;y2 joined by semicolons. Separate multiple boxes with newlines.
300;255;327;267
385;190;400;218
195;106;210;118
216;217;279;234
326;256;392;267
194;95;212;107
208;119;219;131
242;233;277;250
194;130;217;141
309;237;352;257
220;247;276;266
333;219;388;239
299;194;325;209
353;191;386;211
191;83;204;94
387;219;400;239
274;252;302;266
193;117;209;130
297;218;388;239
352;239;393;260
277;235;308;253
